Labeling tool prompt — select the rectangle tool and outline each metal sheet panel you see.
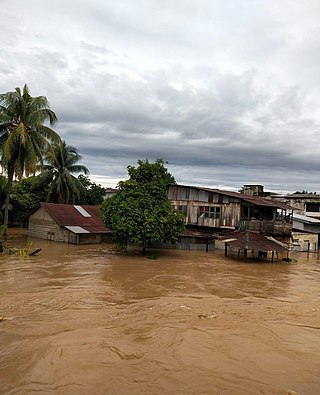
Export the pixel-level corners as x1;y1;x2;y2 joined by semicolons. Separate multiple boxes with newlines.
73;205;91;217
65;226;90;234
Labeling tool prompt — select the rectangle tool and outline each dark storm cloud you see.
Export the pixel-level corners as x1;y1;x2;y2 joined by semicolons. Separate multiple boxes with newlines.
1;0;320;192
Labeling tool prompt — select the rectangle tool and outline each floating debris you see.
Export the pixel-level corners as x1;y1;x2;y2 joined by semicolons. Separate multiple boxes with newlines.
198;313;218;319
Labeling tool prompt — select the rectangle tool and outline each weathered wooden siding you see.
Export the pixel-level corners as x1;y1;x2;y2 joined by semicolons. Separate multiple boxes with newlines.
169;185;293;238
78;234;102;244
28;207;105;244
28;207;67;242
151;237;215;251
169;184;242;229
174;201;240;228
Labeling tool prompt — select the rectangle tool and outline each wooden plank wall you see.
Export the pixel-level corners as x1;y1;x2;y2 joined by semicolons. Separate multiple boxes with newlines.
169;186;241;228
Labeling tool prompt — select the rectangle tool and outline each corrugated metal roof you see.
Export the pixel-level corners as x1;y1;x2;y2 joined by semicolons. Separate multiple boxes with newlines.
40;203;111;234
172;184;294;211
73;205;91;217
293;213;320;224
65;226;90;234
275;194;320;199
221;231;288;252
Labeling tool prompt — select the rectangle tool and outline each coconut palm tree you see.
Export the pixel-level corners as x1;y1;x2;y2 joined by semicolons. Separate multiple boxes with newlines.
39;140;89;204
0;84;60;235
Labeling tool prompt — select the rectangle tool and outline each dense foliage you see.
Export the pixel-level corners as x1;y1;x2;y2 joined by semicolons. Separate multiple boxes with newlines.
1;174;105;224
0;84;107;229
0;84;60;233
37;140;89;204
101;159;184;253
10;177;45;223
0;175;6;212
77;175;106;205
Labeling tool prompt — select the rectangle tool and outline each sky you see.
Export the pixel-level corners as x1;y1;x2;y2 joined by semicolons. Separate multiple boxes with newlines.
1;0;320;193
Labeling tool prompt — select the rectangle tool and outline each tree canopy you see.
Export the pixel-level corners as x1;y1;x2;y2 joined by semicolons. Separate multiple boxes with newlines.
10;177;46;223
0;84;60;234
38;140;89;204
77;175;106;205
101;159;184;254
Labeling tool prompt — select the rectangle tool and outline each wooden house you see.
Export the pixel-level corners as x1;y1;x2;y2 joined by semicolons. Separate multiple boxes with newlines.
28;203;111;244
168;184;293;241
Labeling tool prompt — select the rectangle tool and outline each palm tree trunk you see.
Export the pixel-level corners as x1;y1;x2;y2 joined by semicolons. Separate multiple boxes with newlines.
3;167;14;239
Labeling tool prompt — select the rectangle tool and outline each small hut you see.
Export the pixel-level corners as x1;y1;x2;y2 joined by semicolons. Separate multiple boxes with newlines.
222;230;289;261
28;203;111;244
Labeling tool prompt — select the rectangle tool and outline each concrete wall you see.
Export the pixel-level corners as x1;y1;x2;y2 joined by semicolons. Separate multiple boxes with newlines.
291;232;318;252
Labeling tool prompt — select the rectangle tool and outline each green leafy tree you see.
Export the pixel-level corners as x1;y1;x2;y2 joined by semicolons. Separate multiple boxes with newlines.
77;175;106;205
38;140;89;204
0;84;60;235
101;159;184;254
127;158;176;186
10;177;46;223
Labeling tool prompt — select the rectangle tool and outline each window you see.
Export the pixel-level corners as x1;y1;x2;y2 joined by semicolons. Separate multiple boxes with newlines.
199;206;220;219
178;205;187;217
306;203;320;212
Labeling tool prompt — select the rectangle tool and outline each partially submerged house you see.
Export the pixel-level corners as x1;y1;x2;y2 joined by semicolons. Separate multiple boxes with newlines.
291;213;320;252
273;193;320;219
28;203;111;244
152;229;214;251
271;192;320;250
168;184;294;243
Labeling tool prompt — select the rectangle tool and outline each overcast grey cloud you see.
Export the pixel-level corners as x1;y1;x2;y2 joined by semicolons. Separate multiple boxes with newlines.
1;0;320;192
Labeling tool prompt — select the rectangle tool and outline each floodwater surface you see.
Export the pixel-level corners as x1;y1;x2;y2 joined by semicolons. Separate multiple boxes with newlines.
0;229;319;395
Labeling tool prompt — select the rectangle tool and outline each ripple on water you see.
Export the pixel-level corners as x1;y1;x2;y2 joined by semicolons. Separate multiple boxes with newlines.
1;230;320;395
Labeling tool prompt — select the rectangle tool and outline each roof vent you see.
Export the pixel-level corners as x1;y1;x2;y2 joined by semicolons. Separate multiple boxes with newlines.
73;205;91;217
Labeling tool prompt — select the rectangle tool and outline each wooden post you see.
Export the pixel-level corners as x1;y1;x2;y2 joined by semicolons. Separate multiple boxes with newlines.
243;230;249;261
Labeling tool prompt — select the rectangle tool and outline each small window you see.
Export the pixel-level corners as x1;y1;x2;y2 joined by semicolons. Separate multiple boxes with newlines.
199;206;209;218
199;206;220;219
178;205;187;217
306;203;320;212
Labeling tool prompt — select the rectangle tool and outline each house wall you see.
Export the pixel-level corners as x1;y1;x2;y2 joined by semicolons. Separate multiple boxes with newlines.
28;207;108;244
291;232;318;252
152;237;215;251
274;195;320;218
28;207;67;242
169;186;241;229
293;220;320;234
78;234;102;244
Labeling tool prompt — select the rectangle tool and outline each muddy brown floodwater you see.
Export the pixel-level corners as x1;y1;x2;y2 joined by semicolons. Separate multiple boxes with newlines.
0;229;319;395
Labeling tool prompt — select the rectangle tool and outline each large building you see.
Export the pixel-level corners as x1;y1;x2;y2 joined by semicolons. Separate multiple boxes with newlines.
168;184;293;242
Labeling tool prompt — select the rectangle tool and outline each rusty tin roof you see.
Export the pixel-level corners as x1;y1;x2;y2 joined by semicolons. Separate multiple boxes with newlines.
221;231;288;252
40;203;111;234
